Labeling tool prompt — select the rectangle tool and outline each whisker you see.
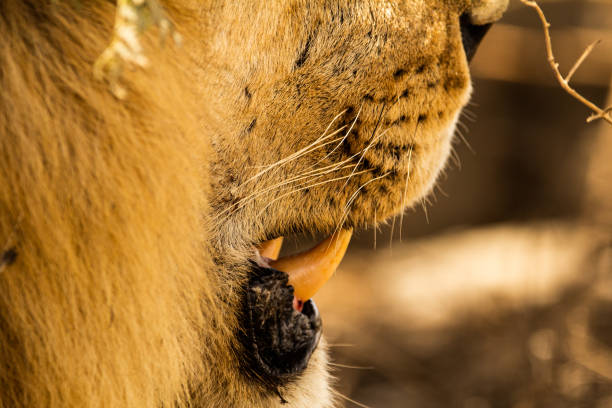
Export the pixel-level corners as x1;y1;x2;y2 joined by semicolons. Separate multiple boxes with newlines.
389;214;396;249
255;169;373;219
240;109;349;185
448;144;462;170
421;198;430;224
315;104;363;166
456;118;470;134
331;390;373;408
247;126;347;171
328;362;374;370
398;123;417;243
455;126;474;155
332;100;400;242
339;124;393;193
435;183;449;198
332;171;391;245
213;156;359;223
461;107;477;122
340;101;391;191
429;187;439;204
398;148;414;243
233;106;362;216
373;211;377;250
245;124;349;184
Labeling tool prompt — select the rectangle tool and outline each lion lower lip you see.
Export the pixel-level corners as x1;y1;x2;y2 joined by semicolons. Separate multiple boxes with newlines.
243;230;351;381
256;229;352;302
243;264;322;382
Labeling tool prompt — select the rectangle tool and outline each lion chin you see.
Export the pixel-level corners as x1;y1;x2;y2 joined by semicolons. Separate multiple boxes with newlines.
0;1;507;407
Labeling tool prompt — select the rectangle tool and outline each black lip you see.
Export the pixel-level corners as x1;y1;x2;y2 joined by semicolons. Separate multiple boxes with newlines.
240;263;322;386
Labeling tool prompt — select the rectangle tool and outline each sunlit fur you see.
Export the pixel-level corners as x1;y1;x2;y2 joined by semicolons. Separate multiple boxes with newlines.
0;1;506;407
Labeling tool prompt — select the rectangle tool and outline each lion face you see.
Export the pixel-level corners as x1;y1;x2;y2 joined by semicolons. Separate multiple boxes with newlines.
198;1;508;406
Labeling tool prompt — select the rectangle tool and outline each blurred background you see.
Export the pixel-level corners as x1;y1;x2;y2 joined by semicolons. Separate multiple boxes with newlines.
314;1;612;406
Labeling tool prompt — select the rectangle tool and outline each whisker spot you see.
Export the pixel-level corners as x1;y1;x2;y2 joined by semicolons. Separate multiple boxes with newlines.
393;68;407;79
246;118;257;133
1;248;18;269
294;34;313;69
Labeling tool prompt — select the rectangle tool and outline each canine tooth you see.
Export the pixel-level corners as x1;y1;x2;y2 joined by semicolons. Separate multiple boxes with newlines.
270;229;352;301
257;237;284;260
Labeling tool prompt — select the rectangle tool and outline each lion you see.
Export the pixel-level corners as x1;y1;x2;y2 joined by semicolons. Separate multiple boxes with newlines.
0;1;508;407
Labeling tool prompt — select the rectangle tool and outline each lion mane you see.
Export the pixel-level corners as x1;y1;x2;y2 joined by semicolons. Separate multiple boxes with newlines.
0;2;218;406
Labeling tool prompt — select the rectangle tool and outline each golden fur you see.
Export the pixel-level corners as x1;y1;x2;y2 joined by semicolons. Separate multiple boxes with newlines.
0;1;507;407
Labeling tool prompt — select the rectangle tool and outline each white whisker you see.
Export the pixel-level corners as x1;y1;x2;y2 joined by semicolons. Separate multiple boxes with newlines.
461;107;477;122
332;171;390;245
435;183;449;198
213;158;358;224
240;109;349;185
331;390;373;408
328;362;374;370
389;214;396;249
455;125;474;154
255;169;373;219
421;198;430;224
398;145;414;243
315;104;363;166
339;124;393;192
339;101;391;190
373;211;377;250
327;343;355;348
448;144;462;169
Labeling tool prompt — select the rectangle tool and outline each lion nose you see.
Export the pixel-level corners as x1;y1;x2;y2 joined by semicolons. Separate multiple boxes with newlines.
461;0;508;62
460;13;492;62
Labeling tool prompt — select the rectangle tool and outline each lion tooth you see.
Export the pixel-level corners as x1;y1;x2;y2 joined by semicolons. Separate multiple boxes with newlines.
270;229;352;301
257;237;284;261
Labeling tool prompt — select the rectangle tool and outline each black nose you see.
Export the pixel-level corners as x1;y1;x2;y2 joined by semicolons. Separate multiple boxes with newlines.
460;13;492;62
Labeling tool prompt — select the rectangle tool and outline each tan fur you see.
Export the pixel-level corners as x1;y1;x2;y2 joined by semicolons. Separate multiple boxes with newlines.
0;1;507;407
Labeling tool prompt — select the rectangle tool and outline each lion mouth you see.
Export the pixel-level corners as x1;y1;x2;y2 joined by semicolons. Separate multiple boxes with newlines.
240;230;352;384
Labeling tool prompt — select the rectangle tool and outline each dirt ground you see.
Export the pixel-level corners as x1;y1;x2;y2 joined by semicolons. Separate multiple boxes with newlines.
318;224;612;408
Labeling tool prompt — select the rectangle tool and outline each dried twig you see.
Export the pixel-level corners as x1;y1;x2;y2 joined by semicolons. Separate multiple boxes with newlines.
565;40;600;84
520;0;612;126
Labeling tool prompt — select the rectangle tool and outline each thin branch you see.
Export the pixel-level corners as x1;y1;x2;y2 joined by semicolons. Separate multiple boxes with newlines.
566;40;600;84
587;106;612;123
520;0;612;126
